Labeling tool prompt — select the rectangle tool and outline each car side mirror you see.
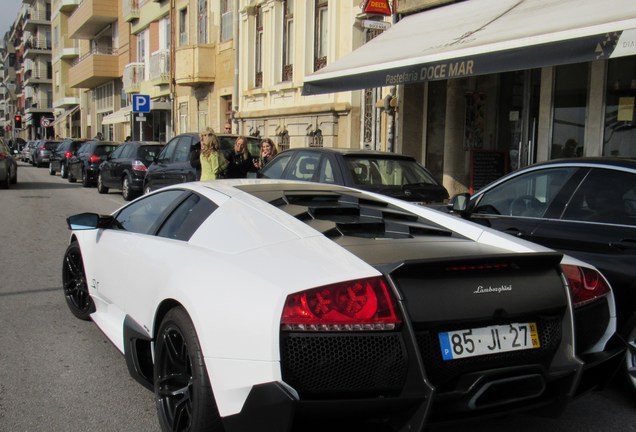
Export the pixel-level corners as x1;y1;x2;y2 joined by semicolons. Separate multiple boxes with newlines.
67;213;120;230
449;192;471;214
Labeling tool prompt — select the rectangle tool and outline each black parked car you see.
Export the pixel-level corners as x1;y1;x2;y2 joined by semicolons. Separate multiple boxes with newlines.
0;138;17;189
449;157;636;393
31;140;61;167
259;147;449;204
97;141;165;200
68;140;120;187
49;138;88;178
143;133;260;194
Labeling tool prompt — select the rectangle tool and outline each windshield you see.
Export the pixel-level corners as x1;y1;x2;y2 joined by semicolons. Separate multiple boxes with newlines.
345;157;438;187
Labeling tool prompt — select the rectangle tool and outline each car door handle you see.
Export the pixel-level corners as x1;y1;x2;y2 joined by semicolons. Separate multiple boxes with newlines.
503;228;525;237
610;239;636;252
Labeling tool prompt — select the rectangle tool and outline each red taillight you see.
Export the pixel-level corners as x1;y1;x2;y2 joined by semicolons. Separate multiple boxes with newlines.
64;151;73;159
88;154;101;164
132;160;148;172
281;276;401;331
562;264;611;307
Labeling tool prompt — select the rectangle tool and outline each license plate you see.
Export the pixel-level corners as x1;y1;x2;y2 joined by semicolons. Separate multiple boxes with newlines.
438;322;540;361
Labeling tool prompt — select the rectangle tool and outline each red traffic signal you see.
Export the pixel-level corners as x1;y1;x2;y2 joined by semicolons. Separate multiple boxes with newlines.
14;115;22;129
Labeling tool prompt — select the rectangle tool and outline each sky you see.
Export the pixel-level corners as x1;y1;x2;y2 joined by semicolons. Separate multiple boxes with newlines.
1;0;23;40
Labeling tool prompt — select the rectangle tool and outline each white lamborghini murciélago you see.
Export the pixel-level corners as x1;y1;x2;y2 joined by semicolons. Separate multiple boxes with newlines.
63;180;625;432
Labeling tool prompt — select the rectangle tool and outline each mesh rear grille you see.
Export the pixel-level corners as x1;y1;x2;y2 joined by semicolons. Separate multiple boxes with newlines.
415;316;562;391
280;332;408;399
574;297;609;354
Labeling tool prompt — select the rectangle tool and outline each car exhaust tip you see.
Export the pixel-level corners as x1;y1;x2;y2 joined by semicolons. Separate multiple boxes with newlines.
469;373;546;410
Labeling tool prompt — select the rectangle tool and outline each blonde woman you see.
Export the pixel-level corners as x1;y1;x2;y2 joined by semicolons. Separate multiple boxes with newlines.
255;138;279;170
199;127;228;181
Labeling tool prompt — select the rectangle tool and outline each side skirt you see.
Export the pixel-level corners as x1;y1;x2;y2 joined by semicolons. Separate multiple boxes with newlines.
123;315;155;391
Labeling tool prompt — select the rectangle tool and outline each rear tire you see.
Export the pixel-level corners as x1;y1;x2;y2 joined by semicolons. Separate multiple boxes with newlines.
81;169;91;187
62;242;94;321
61;163;68;179
0;173;9;189
49;162;56;175
97;173;109;194
122;175;136;201
622;314;636;396
154;307;224;432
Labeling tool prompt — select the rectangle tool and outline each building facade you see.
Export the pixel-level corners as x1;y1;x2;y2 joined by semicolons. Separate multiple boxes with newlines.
52;0;81;138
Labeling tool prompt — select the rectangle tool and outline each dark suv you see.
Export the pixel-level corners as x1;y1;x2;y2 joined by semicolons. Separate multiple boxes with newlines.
97;141;165;200
68;140;120;187
143;133;260;194
49;138;88;178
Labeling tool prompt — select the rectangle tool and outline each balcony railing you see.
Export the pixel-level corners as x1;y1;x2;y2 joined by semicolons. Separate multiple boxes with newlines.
25;9;52;22
24;37;52;51
72;46;116;67
122;0;140;22
123;62;145;93
150;49;169;84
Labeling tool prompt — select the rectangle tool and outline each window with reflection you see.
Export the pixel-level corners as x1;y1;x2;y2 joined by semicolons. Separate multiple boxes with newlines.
551;63;588;159
282;0;294;81
314;0;328;71
255;6;263;88
603;57;636;157
476;168;577;218
116;190;188;234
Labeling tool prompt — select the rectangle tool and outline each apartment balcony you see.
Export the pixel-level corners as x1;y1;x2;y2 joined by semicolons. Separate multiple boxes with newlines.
174;44;215;86
59;46;80;60
69;48;119;88
24;71;53;87
123;0;140;22
53;84;80;108
150;49;170;85
57;0;81;13
25;95;53;114
23;9;51;32
68;0;118;40
123;62;144;93
24;38;52;59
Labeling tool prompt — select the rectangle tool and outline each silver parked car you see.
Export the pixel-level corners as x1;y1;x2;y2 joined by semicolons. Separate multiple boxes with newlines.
0;138;18;189
31;140;61;167
21;140;37;163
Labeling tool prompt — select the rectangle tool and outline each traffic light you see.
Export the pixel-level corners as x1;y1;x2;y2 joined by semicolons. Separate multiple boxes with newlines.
14;115;22;129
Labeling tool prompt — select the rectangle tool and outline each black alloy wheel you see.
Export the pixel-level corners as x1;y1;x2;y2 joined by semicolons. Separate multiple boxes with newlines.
122;175;135;201
154;307;223;432
62;242;94;321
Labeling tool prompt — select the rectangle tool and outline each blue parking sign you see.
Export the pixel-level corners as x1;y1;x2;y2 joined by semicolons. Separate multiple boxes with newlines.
132;94;151;113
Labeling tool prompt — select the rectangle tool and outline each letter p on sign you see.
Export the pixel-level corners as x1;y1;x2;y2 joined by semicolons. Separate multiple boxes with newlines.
132;94;151;113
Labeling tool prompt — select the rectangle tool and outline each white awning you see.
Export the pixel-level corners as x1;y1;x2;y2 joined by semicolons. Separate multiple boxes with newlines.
101;106;132;125
303;0;636;95
53;105;80;127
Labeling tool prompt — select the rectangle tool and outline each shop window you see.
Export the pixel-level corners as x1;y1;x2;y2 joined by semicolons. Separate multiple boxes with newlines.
603;57;636;157
551;63;588;159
